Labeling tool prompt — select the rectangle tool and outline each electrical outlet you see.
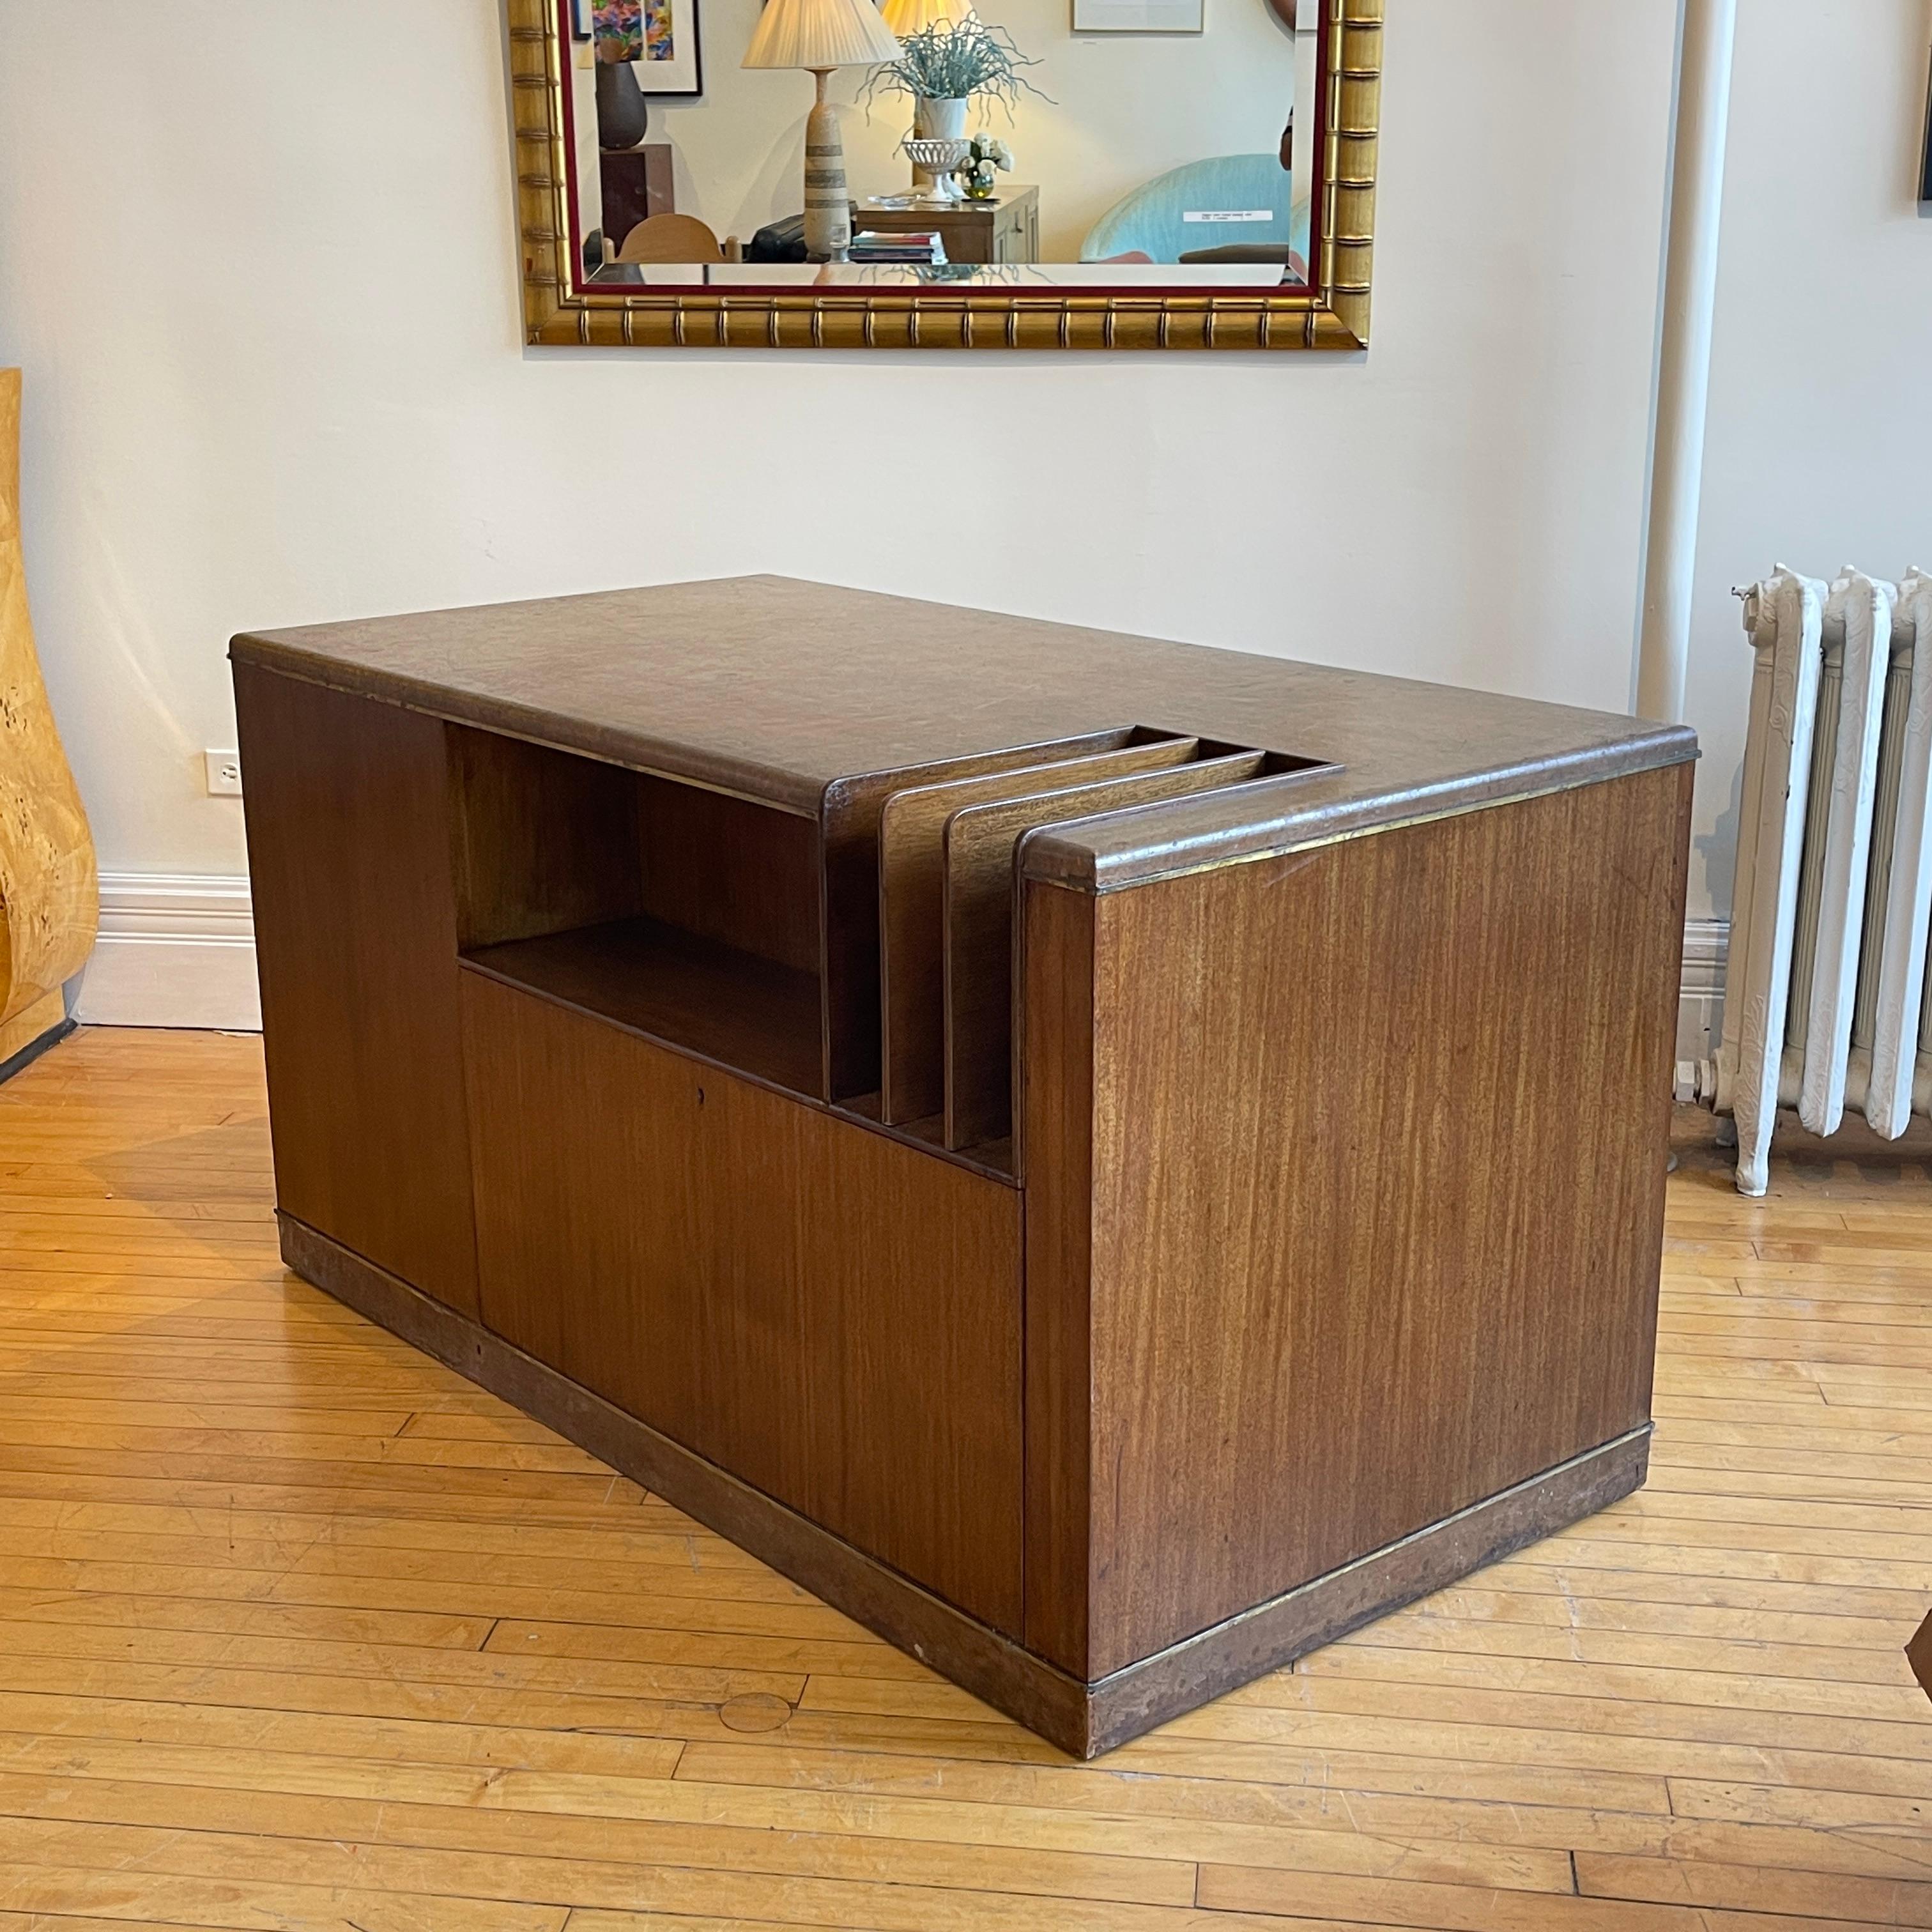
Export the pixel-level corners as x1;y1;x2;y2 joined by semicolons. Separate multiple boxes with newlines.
204;749;243;797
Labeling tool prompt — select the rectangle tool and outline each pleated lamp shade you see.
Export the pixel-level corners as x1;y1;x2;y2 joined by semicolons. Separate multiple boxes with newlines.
742;0;900;70
878;0;969;37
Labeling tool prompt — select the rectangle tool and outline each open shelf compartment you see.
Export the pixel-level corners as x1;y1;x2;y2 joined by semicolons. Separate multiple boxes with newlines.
463;917;823;1098
446;724;829;1100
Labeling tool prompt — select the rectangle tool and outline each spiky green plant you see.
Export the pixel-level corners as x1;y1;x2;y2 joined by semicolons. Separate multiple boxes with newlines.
862;13;1048;116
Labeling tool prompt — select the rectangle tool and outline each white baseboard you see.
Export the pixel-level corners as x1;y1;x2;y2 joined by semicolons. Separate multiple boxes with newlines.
75;872;261;1031
1678;917;1728;1067
68;872;1733;1062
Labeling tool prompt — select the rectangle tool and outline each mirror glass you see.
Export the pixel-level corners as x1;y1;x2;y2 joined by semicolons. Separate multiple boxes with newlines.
562;0;1322;290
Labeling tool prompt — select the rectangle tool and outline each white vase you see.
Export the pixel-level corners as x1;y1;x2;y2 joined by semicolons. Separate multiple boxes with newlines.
914;96;969;141
908;96;970;199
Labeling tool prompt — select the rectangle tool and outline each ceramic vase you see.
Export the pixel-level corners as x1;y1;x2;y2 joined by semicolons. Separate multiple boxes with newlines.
914;95;969;141
910;96;969;196
595;59;650;150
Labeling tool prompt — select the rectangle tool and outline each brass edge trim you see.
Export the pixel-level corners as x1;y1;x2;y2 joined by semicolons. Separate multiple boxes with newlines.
282;1216;1070;1727
283;1223;1646;1756
1082;1427;1652;1715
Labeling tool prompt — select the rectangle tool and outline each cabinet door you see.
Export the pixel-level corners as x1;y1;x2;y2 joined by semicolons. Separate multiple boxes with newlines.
461;970;1025;1634
235;665;480;1314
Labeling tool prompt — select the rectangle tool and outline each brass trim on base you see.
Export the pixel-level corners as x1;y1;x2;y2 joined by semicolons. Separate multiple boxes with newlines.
284;1213;1650;1756
508;0;1381;353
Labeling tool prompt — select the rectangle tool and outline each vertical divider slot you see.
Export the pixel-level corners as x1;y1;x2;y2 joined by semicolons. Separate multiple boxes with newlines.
875;733;1203;1126
943;749;1269;1151
818;726;1184;1103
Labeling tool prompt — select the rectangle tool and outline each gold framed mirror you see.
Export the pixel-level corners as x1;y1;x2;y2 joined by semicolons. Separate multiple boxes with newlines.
507;0;1378;351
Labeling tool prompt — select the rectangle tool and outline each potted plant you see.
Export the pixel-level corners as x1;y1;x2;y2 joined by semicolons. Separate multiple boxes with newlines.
958;132;1014;199
864;13;1046;145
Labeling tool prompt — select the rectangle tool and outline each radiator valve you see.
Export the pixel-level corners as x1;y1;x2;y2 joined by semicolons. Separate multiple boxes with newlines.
1674;1057;1720;1109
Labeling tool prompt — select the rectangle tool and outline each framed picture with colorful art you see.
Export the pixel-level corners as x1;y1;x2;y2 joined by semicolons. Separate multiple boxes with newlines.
594;0;702;96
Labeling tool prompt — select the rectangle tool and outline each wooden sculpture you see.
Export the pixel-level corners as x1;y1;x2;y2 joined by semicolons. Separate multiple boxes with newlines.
0;369;96;1077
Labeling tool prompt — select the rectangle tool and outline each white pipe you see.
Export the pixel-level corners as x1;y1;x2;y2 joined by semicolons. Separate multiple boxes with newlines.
1635;0;1738;724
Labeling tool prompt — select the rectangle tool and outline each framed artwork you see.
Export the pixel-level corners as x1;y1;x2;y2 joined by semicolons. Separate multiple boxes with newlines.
1071;0;1203;32
570;0;593;39
594;0;703;94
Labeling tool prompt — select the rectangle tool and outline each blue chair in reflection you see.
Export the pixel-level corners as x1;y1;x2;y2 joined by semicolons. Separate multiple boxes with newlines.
1081;155;1298;267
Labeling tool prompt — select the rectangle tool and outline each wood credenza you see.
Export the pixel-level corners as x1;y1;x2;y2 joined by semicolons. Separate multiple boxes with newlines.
853;185;1040;264
231;575;1696;1755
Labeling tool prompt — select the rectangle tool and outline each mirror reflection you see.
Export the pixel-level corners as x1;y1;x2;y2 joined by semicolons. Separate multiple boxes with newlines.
564;0;1319;287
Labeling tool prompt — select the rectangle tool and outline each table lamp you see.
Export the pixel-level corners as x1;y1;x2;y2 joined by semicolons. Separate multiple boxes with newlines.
743;0;901;262
878;0;969;34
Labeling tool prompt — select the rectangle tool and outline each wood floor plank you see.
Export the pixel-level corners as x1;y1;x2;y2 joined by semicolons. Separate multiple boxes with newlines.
1575;1850;1932;1925
0;1687;687;1780
0;1616;812;1704
1198;1862;1845;1932
0;1510;792;1576
0;1867;568;1932
0;1741;1581;1895
670;1736;1676;1820
1668;1775;1931;1832
0;1468;657;1526
5;1031;1931;1931
0;1442;650;1506
564;1916;1369;1932
0;1805;1201;1917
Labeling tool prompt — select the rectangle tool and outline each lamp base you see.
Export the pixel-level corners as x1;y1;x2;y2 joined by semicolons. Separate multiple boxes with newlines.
804;70;850;262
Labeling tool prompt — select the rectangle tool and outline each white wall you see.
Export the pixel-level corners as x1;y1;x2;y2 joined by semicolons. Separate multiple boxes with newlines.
1683;0;1932;923
0;0;1680;1007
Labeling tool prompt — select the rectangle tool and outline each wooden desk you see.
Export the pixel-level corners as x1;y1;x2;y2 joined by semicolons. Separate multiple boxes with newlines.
231;576;1694;1756
855;185;1039;264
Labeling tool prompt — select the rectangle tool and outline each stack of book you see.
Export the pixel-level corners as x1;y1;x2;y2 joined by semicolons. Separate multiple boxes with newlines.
848;231;948;266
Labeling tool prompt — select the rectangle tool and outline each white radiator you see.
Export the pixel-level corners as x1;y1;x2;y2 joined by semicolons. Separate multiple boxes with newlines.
1698;565;1932;1195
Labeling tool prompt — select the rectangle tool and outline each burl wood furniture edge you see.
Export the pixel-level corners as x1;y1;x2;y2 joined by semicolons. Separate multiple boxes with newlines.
0;368;97;1077
232;574;1696;1757
285;1213;1651;1757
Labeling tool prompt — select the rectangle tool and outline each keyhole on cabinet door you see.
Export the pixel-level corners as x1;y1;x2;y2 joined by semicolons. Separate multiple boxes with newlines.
695;1086;705;1107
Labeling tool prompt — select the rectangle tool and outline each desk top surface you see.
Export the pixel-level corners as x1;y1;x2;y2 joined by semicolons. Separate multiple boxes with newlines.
231;575;1695;887
857;186;1038;210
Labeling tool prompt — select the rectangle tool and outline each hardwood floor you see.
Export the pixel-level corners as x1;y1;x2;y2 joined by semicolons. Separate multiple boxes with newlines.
1;1026;1928;1931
